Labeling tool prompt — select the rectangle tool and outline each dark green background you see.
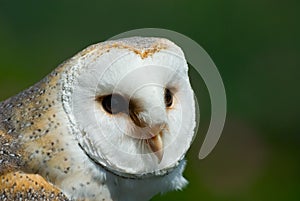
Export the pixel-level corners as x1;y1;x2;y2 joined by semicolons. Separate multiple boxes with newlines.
0;1;299;200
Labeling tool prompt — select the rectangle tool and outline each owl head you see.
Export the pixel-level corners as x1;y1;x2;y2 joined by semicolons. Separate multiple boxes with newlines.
62;37;196;178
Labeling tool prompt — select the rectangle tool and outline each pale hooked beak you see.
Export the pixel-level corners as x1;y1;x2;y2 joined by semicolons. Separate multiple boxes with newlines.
146;132;164;163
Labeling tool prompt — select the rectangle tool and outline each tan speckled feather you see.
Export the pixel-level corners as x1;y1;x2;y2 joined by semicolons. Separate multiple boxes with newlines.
0;65;73;200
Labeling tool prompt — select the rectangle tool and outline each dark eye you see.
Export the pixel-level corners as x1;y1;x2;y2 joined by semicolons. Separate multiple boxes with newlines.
164;88;173;108
101;94;128;114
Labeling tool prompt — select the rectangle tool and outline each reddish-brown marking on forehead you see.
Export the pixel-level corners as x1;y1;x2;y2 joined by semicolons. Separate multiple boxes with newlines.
79;40;168;59
111;43;167;59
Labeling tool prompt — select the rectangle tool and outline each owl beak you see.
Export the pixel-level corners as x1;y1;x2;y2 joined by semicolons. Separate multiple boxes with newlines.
147;134;164;163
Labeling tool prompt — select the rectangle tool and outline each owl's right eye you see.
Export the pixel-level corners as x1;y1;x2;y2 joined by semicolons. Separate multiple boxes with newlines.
101;94;128;115
164;88;173;108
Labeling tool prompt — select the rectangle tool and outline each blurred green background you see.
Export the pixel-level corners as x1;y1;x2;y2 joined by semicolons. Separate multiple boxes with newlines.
0;0;299;200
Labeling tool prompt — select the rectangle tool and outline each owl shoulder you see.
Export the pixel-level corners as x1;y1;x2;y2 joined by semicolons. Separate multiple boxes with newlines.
0;130;69;200
0;171;70;200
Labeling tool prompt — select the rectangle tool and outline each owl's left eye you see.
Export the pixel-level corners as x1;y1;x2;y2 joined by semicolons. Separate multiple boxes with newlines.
100;94;128;115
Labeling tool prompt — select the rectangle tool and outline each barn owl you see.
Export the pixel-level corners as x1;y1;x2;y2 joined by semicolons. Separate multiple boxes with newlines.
0;37;196;201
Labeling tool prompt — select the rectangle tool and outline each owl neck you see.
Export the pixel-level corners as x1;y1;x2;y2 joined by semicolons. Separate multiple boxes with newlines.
103;159;188;201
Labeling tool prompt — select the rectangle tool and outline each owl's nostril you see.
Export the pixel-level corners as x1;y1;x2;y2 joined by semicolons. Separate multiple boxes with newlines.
149;123;166;137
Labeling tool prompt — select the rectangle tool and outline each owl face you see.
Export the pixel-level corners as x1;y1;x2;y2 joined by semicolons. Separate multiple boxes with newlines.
64;37;196;178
